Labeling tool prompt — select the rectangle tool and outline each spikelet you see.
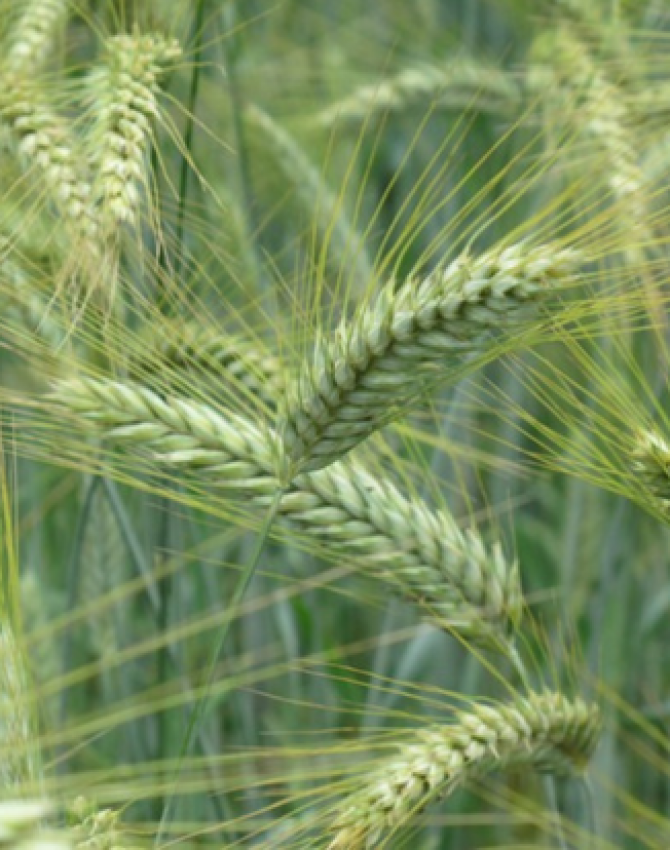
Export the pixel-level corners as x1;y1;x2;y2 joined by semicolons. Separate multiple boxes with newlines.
280;242;580;475
327;691;601;849
128;321;284;409
2;0;68;78
0;624;41;794
52;377;522;646
87;30;181;227
0;801;70;850
245;104;373;293
313;57;520;128
632;428;670;513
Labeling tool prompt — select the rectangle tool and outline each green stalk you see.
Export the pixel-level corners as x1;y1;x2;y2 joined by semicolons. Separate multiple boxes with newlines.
155;487;283;844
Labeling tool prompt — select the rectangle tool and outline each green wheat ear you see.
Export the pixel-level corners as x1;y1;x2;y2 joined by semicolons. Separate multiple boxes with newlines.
280;242;581;476
51;377;523;646
326;691;601;849
85;30;181;229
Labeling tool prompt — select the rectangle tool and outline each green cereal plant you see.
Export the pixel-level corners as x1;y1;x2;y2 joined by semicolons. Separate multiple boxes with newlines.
85;31;181;228
2;0;68;78
52;376;522;646
0;85;100;253
528;24;652;265
280;242;581;475
128;320;285;410
326;691;601;849
0;3;662;846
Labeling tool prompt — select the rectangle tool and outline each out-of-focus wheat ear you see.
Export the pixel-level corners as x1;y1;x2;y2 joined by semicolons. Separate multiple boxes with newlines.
280;242;581;476
0;82;100;254
67;797;123;850
86;30;181;229
128;321;285;411
244;103;373;294
0;240;66;351
52;376;286;492
312;56;521;128
2;0;68;78
631;427;670;513
326;691;602;849
528;26;650;266
51;378;522;647
0;624;42;795
0;801;70;849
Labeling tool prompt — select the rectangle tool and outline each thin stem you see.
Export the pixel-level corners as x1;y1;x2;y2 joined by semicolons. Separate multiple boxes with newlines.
155;487;284;844
59;477;101;731
104;479;230;826
543;775;571;850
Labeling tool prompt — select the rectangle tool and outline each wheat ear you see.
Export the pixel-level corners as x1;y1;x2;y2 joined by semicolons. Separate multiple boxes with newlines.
529;27;649;263
0;241;65;349
128;321;284;408
87;30;181;226
0;83;99;245
52;377;522;645
313;57;520;128
280;242;580;475
68;797;122;850
327;690;601;849
2;0;68;77
632;428;670;511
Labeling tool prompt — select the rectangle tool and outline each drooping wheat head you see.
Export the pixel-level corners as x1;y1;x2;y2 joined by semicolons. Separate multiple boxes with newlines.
0;83;99;250
326;690;601;849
